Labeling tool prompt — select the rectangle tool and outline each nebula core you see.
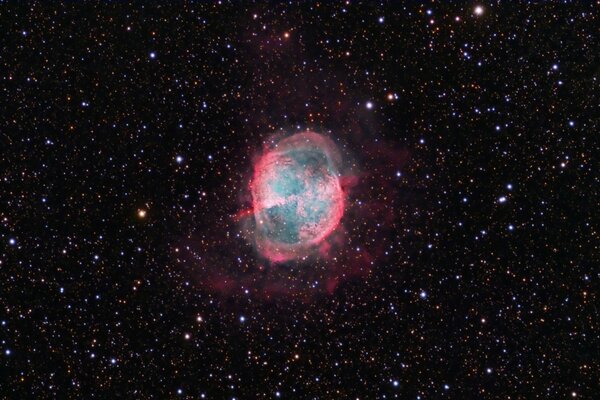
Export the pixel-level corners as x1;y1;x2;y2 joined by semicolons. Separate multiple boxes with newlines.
250;131;345;262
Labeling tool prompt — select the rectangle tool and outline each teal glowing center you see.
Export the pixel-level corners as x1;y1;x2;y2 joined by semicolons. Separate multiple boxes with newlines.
251;132;344;261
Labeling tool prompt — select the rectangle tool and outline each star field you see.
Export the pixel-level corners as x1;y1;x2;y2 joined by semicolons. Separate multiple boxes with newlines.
1;2;599;399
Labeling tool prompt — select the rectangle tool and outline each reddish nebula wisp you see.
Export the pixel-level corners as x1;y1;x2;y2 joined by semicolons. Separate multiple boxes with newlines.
250;131;345;262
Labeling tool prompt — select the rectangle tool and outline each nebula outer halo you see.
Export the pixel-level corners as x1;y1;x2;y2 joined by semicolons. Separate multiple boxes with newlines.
251;131;345;262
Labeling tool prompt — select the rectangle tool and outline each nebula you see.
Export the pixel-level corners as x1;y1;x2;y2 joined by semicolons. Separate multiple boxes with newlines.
181;129;406;298
250;131;345;262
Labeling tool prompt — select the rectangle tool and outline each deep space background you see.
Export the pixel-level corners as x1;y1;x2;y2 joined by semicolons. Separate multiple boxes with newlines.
1;2;599;399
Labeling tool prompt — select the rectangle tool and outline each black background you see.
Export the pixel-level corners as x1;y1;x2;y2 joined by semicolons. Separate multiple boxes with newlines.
1;2;598;399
